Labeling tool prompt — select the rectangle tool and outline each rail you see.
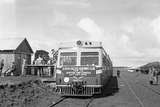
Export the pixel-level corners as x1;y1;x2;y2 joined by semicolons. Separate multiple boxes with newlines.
48;97;67;107
85;97;94;107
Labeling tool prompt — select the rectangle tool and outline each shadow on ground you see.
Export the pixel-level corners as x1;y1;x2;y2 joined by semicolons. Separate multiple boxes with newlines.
95;76;119;98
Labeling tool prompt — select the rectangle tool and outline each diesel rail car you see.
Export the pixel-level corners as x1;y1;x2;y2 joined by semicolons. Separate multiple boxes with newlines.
56;40;113;96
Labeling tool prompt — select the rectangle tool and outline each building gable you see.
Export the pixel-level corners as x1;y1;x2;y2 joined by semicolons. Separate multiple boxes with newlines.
16;38;33;54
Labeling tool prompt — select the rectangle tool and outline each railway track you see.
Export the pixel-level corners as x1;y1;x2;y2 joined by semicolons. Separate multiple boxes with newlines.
121;73;160;107
120;76;145;107
48;96;94;107
85;97;94;107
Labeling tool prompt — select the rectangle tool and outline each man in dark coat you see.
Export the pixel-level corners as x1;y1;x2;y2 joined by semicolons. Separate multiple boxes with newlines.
117;70;120;77
0;59;4;76
11;62;16;75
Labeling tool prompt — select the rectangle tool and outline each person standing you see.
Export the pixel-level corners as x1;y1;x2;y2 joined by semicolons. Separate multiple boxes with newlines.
0;59;4;76
117;70;120;78
154;69;158;84
47;59;51;76
22;59;26;76
10;62;16;76
35;56;43;76
149;67;158;85
149;67;154;84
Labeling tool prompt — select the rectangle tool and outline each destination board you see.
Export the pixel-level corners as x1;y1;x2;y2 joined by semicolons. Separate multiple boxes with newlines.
62;66;96;77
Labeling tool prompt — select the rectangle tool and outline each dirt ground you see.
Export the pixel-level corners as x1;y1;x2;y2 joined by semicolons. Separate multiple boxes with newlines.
0;76;58;107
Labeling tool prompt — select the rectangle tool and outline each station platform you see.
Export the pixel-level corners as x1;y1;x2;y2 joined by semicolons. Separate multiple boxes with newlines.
83;71;160;107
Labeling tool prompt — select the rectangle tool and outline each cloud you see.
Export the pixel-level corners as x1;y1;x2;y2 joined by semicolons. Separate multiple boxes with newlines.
3;0;160;67
52;11;68;26
112;16;160;66
151;16;160;43
77;17;104;41
54;0;90;8
43;11;88;42
75;16;160;66
0;0;16;36
122;17;158;50
0;0;15;4
118;16;160;67
77;17;145;66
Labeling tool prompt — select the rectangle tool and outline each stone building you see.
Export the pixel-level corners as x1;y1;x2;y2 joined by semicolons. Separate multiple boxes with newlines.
0;37;33;75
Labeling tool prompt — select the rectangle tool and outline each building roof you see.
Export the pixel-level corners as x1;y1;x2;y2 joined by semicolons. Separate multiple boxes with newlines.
0;37;33;53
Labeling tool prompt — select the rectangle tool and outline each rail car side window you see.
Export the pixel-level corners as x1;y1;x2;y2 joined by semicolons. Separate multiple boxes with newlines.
81;52;99;66
60;52;77;65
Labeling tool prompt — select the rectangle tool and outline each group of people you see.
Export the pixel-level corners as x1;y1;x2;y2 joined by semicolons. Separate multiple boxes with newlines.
116;67;159;85
33;56;54;77
149;67;159;85
0;59;16;77
0;56;54;77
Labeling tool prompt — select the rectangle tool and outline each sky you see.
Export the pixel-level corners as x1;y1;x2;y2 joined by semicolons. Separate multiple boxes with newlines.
1;0;160;67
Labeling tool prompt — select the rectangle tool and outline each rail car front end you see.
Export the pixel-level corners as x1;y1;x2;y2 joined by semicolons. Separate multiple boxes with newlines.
55;41;113;96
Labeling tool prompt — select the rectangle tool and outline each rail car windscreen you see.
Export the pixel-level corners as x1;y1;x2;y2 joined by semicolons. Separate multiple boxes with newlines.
81;52;99;65
60;52;77;65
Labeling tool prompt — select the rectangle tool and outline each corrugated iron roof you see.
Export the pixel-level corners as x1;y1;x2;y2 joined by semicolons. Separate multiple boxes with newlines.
0;37;25;50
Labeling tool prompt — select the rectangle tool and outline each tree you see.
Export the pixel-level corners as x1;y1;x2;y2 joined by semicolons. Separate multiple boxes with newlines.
51;49;58;64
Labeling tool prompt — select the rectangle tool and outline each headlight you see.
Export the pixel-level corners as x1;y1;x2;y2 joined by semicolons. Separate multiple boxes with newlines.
64;77;69;83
